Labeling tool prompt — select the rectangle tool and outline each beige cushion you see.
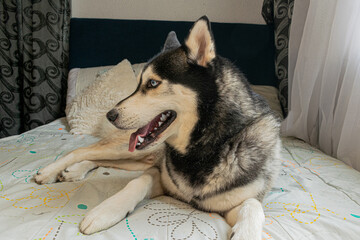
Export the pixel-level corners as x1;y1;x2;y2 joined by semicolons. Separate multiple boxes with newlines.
66;63;147;105
132;63;147;79
65;59;138;136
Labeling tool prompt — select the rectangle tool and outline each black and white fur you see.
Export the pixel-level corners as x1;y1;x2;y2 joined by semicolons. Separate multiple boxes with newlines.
35;16;281;240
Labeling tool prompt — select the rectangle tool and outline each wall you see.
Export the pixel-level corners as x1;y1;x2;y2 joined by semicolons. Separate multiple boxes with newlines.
72;0;266;24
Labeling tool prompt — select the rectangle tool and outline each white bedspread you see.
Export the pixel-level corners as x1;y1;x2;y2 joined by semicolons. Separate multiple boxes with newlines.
0;118;359;240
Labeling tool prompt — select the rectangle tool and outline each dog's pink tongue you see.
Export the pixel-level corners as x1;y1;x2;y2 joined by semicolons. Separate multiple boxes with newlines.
128;124;151;152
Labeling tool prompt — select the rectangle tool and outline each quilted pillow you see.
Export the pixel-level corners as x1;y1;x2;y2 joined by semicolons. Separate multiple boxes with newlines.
65;59;139;136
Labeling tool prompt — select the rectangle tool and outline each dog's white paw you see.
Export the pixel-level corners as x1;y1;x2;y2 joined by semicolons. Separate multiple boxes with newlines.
226;198;264;240
34;163;62;184
79;198;131;235
58;161;97;182
229;222;262;240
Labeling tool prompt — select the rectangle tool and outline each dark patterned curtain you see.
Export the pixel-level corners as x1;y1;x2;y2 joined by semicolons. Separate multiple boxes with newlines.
0;0;71;138
262;0;294;116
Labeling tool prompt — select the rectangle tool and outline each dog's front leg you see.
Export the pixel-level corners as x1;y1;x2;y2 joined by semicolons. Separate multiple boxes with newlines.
34;140;126;184
79;167;163;235
224;198;265;240
58;158;155;182
34;134;159;184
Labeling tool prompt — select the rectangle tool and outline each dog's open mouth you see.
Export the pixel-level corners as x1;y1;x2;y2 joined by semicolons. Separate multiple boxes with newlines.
129;110;177;152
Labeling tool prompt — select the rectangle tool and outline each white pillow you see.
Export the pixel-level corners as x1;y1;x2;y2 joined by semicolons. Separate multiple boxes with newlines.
65;59;138;136
132;62;147;79
67;66;113;106
66;63;147;106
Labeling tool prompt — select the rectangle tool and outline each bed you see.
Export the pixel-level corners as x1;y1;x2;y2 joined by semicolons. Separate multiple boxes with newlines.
1;19;360;240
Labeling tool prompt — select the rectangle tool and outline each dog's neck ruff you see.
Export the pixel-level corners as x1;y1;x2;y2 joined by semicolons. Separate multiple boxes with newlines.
164;67;261;186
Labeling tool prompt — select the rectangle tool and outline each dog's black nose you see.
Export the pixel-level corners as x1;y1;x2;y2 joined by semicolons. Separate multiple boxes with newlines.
107;109;119;122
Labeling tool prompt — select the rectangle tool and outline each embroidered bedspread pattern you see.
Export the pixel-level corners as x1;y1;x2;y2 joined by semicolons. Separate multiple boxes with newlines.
263;138;360;239
0;118;359;240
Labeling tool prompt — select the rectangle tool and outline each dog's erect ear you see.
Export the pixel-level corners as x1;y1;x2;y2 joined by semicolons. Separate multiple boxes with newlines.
162;31;181;52
185;16;215;67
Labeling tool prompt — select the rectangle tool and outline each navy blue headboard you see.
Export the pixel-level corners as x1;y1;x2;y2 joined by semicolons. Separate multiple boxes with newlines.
69;18;275;86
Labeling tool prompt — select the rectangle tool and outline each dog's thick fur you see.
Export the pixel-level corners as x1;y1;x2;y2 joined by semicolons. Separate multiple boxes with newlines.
35;16;281;240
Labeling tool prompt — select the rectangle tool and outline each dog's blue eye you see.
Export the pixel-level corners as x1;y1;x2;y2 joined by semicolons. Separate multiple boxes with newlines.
147;79;160;88
150;80;157;86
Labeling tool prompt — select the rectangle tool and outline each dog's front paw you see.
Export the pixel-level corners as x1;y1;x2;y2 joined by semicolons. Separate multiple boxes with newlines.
229;222;262;240
58;161;97;182
79;201;130;235
34;164;61;184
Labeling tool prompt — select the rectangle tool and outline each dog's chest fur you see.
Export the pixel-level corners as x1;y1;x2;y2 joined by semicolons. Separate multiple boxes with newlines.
160;137;268;212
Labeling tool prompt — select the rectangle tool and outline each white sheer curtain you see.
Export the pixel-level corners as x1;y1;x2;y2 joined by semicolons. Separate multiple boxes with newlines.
282;0;360;171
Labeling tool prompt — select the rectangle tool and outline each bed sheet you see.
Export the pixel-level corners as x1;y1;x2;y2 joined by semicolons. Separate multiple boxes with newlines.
0;118;359;240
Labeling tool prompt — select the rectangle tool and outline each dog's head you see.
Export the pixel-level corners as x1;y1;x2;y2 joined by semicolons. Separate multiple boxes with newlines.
107;16;218;153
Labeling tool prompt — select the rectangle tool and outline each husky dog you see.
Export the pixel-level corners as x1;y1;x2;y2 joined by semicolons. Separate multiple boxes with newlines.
35;16;281;239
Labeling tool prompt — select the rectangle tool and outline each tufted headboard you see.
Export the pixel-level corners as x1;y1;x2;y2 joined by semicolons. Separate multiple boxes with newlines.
69;18;275;86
